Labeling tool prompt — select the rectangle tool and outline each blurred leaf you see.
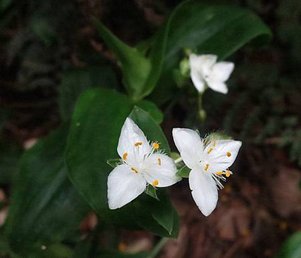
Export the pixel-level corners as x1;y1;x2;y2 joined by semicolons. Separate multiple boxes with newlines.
66;88;178;237
97;250;148;258
93;19;151;101
59;66;118;121
136;100;163;124
277;232;301;258
0;0;11;12
145;185;159;200
5;125;89;254
30;16;57;45
106;158;122;168
0;141;22;185
25;243;74;258
165;1;272;61
176;165;190;178
152;1;272;103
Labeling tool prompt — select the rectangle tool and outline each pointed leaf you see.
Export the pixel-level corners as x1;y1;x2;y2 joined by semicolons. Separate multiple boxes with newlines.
93;19;151;100
5;126;89;253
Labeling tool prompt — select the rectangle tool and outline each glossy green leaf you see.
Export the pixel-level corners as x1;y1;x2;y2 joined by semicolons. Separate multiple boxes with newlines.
5;125;89;253
93;19;151;101
66;88;178;237
59;66;118;121
277;232;301;258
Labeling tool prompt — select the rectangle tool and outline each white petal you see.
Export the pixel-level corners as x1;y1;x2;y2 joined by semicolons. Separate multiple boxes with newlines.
107;164;146;209
172;128;203;169
211;62;234;82
190;68;206;93
205;140;242;173
189;54;217;93
189;168;218;216
143;154;179;187
207;80;228;94
117;118;151;164
189;54;217;76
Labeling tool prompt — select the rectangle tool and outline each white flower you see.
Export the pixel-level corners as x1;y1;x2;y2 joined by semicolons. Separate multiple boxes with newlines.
172;128;241;216
107;117;179;209
189;54;234;94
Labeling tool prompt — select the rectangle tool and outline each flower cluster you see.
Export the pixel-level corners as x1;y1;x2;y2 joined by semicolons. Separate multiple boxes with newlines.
107;118;241;216
107;53;241;216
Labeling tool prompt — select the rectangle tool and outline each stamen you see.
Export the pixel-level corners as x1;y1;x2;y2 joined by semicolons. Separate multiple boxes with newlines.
157;158;161;166
134;142;143;147
225;170;231;177
216;171;223;176
152;179;159;187
226;152;232;157
131;167;138;173
207;147;213;154
152;142;160;150
204;163;209;171
122;152;128;160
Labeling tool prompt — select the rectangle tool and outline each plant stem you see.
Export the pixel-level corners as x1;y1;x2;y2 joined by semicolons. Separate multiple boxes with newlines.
174;157;183;164
146;237;169;258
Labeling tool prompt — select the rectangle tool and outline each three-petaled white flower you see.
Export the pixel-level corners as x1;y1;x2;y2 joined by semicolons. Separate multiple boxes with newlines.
189;54;234;94
107;118;179;209
172;128;241;216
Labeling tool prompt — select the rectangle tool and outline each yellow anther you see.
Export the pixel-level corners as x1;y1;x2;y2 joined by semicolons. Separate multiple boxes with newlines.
225;170;231;177
134;142;143;147
152;179;159;187
207;147;213;154
131;167;138;173
157;158;161;166
204;164;209;171
226;152;232;157
122;152;128;160
152;142;160;150
216;171;223;176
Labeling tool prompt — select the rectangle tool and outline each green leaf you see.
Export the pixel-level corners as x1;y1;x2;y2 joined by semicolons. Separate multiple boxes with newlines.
66;88;178;237
152;1;272;103
0;140;22;184
145;185;159;200
129;106;170;154
59;66;118;121
5;125;89;254
165;2;271;61
277;232;301;258
136;100;163;124
93;19;151;101
26;243;74;258
176;165;190;178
